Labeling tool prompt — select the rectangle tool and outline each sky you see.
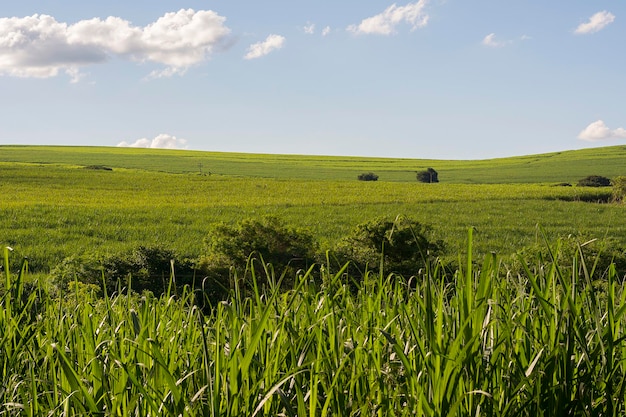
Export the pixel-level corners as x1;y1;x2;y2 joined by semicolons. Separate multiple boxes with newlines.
0;1;624;160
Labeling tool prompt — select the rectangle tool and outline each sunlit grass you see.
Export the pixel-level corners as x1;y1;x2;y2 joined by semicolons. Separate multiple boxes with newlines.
1;162;623;273
2;233;625;416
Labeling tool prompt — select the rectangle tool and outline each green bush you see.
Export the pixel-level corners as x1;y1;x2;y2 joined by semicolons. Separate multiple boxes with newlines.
577;175;611;187
200;217;318;291
416;167;439;183
50;246;197;296
333;216;444;280
357;172;379;181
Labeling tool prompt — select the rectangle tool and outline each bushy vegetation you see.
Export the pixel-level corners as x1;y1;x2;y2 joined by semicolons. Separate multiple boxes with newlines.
51;246;196;296
357;172;379;181
334;216;444;279
416;167;439;183
3;235;626;416
199;217;317;292
577;175;611;187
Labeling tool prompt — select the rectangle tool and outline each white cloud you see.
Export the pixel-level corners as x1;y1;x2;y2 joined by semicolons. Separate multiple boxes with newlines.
322;26;331;36
0;9;230;80
482;33;529;47
244;34;285;60
303;23;315;34
117;133;188;149
575;11;615;35
578;120;626;141
482;33;507;48
347;1;429;35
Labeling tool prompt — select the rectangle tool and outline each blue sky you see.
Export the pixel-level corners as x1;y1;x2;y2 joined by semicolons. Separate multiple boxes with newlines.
1;1;624;159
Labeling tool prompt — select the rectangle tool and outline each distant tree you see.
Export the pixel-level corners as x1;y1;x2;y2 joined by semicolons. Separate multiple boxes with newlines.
416;168;439;183
577;175;611;187
358;172;379;181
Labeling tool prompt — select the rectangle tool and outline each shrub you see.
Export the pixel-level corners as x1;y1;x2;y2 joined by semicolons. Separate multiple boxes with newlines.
333;216;444;280
50;246;197;296
84;165;113;171
416;168;439;183
200;217;317;291
577;175;611;187
357;172;379;181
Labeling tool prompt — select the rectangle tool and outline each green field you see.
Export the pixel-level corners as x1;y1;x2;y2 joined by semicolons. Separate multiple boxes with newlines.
1;145;624;272
2;145;626;415
2;144;626;182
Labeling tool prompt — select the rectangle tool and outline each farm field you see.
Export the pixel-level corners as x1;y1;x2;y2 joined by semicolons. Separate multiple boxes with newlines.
2;145;626;416
1;144;626;182
0;147;624;272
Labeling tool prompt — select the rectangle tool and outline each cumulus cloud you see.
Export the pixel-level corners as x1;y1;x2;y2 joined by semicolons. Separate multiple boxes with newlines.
575;11;615;35
322;26;331;36
117;134;188;149
0;9;230;80
347;1;429;35
244;34;285;60
578;120;626;141
303;23;315;34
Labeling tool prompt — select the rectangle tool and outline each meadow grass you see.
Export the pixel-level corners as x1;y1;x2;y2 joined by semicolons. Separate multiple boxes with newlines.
2;234;625;416
1;144;625;182
2;146;626;415
1;162;623;273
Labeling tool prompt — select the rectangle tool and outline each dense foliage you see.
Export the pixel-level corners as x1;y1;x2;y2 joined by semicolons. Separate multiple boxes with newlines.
200;217;317;291
577;175;611;187
416;167;439;183
334;216;443;279
357;172;379;181
3;238;626;416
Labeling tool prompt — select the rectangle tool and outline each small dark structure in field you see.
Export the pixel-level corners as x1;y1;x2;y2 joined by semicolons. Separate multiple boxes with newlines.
358;172;379;181
84;165;113;171
416;167;438;183
577;175;611;187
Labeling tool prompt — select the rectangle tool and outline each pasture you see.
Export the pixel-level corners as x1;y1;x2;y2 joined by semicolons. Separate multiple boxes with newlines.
1;144;626;182
2;145;626;416
0;148;624;272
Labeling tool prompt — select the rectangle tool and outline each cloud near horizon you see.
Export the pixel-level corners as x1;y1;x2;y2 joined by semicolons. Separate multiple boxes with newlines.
0;9;231;80
244;34;285;59
574;11;615;35
117;134;188;149
347;1;429;35
578;120;626;142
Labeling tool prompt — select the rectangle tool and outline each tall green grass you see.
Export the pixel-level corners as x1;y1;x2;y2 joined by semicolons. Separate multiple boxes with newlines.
2;233;625;416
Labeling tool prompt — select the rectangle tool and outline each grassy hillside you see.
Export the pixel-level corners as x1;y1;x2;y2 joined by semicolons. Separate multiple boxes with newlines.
1;159;622;273
1;144;625;183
